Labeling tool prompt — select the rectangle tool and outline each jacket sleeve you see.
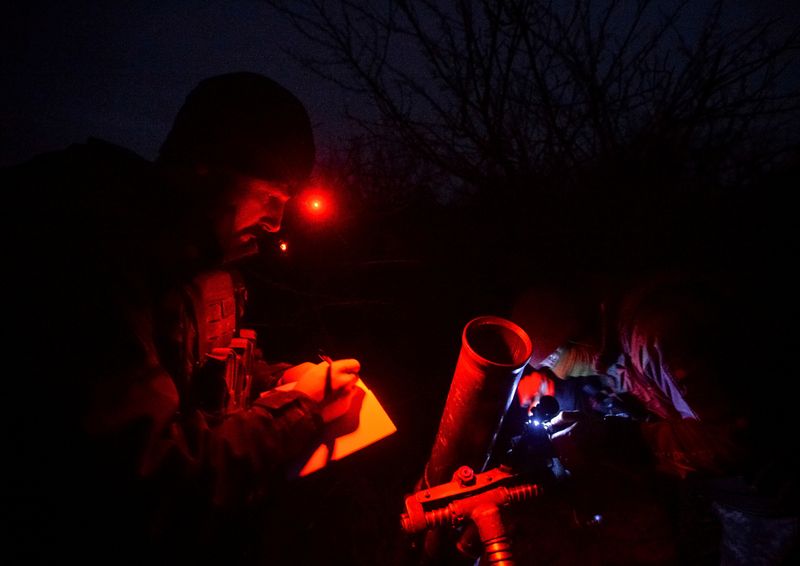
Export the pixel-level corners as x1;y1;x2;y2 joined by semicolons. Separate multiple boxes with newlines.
204;390;324;505
81;311;324;510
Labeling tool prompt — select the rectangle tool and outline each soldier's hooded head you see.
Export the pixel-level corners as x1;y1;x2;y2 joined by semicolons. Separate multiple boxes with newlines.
158;72;315;263
159;72;315;185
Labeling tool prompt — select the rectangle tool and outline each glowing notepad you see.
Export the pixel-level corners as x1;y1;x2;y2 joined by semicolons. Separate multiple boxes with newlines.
278;378;397;477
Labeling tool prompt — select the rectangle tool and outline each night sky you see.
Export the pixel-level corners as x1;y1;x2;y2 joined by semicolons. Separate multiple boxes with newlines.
4;1;797;169
1;0;361;168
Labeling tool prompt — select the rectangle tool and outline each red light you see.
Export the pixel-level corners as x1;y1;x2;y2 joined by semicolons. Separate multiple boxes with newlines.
299;188;335;222
306;196;326;215
278;240;288;252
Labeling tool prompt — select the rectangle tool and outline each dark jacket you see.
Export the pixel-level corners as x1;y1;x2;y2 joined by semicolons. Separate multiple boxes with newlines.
2;140;322;564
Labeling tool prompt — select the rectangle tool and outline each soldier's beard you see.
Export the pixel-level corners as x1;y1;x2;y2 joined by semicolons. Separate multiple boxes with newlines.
222;230;260;265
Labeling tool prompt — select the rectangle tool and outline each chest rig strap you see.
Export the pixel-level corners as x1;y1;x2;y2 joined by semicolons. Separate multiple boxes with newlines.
186;269;256;415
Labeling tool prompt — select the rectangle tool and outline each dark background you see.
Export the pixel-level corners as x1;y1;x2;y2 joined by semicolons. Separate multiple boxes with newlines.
3;1;797;169
1;0;365;169
3;2;799;564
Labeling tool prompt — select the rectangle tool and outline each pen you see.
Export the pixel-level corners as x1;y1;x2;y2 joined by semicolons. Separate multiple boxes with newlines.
319;351;333;398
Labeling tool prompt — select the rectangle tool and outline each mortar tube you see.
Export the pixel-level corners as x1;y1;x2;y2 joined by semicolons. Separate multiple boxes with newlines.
423;315;532;489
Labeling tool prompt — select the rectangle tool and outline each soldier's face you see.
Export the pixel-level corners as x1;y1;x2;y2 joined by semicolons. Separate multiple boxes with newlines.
214;173;292;262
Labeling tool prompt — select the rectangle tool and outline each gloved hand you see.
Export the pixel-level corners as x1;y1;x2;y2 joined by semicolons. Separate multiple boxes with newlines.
278;358;361;423
516;368;556;409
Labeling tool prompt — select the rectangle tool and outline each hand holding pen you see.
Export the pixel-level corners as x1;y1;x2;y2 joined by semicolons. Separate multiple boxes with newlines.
283;353;360;423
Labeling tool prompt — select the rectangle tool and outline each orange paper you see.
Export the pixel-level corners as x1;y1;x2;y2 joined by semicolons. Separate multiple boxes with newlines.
278;378;397;477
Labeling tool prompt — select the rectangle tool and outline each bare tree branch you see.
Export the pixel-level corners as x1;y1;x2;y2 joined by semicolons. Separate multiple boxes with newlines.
265;0;800;206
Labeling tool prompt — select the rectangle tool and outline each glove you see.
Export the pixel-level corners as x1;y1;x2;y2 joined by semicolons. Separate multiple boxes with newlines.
277;358;361;423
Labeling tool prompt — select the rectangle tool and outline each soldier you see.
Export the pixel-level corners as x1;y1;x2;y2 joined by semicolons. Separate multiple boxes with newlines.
2;72;360;564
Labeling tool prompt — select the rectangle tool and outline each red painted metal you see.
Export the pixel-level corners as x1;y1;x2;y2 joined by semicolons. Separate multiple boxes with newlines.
401;465;541;565
424;316;533;488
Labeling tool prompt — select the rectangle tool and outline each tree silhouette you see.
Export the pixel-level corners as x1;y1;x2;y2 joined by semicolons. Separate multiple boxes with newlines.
267;0;799;215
